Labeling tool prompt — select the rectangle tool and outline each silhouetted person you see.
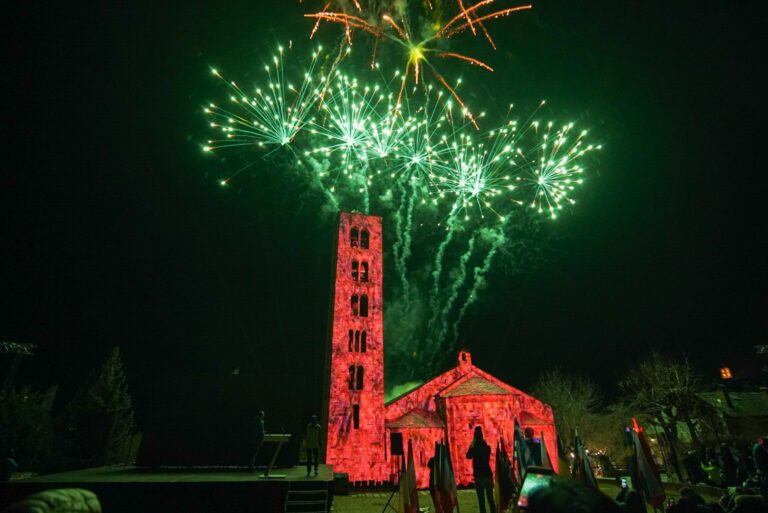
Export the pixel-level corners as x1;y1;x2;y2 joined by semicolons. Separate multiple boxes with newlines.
753;437;768;483
701;458;723;487
620;489;645;513
524;427;543;466
305;414;321;477
683;450;707;484
719;443;738;486
466;426;495;513
1;449;18;482
248;410;265;472
526;477;621;513
427;455;438;511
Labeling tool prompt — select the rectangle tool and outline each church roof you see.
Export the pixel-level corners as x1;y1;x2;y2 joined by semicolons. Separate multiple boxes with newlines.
697;391;768;418
441;375;514;397
386;409;446;429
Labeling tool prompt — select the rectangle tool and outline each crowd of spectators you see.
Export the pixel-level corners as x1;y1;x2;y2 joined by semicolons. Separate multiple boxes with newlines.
523;437;767;513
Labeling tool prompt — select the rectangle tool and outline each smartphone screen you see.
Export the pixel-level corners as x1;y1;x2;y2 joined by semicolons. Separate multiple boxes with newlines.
517;472;554;508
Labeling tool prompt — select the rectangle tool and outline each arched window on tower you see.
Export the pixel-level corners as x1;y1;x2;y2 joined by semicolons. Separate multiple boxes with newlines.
352;404;360;429
348;365;355;390
348;330;353;352
360;261;369;282
360;229;369;249
351;295;359;316
360;331;367;353
356;365;364;390
359;295;368;317
351;260;359;281
354;330;360;352
350;228;359;247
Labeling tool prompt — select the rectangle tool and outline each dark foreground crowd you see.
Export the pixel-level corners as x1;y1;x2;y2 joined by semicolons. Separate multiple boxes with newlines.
522;478;767;513
521;437;768;513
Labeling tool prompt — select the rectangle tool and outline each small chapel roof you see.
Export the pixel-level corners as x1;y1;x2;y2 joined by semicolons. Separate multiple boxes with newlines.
441;375;513;397
386;409;446;429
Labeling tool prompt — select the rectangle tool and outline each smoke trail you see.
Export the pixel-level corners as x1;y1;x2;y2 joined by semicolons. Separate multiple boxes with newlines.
432;233;476;348
397;179;417;299
392;180;409;299
301;155;339;211
361;165;371;213
429;202;460;315
452;225;506;342
423;203;464;368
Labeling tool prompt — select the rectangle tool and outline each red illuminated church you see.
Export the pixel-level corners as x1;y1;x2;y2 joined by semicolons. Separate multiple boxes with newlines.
322;212;557;487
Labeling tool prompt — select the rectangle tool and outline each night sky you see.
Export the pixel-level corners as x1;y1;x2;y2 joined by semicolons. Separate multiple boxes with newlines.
3;1;765;425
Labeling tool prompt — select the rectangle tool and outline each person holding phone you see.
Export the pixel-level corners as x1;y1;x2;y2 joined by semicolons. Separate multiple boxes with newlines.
466;426;496;513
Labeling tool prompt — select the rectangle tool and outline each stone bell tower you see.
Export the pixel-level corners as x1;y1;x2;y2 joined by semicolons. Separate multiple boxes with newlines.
322;212;386;482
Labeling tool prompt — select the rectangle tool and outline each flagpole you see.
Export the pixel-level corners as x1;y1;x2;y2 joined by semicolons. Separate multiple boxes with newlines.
651;424;670;482
380;453;402;513
443;438;460;513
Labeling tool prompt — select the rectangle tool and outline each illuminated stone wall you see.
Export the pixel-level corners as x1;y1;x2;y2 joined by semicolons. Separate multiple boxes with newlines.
324;214;557;487
385;351;557;487
325;212;387;482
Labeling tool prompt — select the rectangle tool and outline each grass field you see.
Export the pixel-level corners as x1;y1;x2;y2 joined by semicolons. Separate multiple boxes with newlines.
330;483;725;512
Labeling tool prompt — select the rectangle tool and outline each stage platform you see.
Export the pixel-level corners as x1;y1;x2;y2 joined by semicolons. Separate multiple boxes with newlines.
0;465;334;513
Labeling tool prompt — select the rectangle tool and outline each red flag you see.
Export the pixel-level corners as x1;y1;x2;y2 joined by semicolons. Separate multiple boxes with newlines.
632;419;666;509
437;441;458;513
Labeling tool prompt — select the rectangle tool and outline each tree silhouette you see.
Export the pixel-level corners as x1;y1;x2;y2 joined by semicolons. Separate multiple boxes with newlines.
63;347;135;467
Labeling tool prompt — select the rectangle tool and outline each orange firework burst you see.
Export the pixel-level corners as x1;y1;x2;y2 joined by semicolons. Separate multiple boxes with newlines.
303;1;532;129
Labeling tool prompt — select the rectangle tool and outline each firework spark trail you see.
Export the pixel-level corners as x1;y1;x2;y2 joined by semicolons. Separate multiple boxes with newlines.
303;1;534;128
432;232;476;349
204;46;324;152
452;224;505;341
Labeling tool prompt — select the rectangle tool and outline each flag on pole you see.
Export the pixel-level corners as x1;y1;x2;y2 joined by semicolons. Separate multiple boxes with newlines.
437;441;458;513
398;453;408;513
556;434;570;477
514;419;534;482
631;419;666;509
539;431;553;470
623;426;639;489
399;438;420;513
430;442;443;513
572;428;598;489
494;439;517;513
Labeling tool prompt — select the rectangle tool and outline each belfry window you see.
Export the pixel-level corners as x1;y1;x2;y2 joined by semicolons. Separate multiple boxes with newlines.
359;295;368;317
351;260;359;281
350;228;359;247
360;262;369;282
348;330;353;352
352;404;360;429
360;229;369;249
348;365;364;390
360;331;367;353
354;330;360;352
351;295;359;316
